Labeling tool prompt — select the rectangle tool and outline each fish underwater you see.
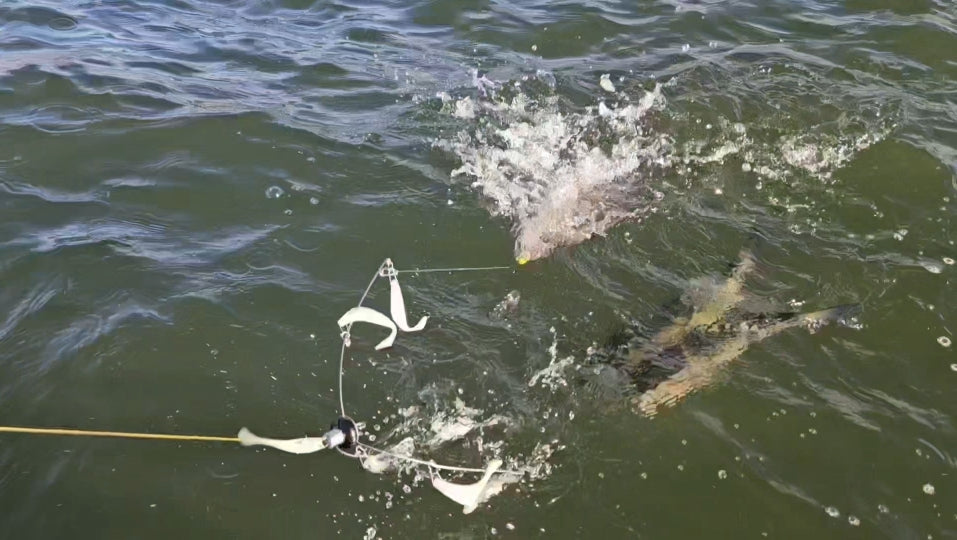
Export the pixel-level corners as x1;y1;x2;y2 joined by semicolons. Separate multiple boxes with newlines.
586;250;861;416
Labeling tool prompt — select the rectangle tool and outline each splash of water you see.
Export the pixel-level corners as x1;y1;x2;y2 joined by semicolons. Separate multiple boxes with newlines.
444;83;670;262
437;71;895;261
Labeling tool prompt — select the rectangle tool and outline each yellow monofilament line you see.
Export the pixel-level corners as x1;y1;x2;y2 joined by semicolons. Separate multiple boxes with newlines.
0;425;240;443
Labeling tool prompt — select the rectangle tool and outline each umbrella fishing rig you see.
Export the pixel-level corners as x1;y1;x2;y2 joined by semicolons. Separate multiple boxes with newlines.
292;258;523;513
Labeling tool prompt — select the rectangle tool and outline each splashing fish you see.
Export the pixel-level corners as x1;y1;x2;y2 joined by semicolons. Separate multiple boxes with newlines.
594;251;861;416
447;84;670;264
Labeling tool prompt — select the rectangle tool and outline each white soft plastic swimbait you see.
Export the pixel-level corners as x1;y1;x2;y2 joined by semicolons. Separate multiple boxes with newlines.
431;459;503;514
337;306;397;350
237;428;328;455
389;273;428;332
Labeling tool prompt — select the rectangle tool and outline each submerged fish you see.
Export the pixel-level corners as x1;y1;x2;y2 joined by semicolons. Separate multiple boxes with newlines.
592;251;861;416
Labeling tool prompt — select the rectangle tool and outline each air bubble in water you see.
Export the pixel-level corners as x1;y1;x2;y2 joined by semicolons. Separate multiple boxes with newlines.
848;515;860;527
717;470;727;479
265;186;285;199
825;506;840;518
937;336;951;348
943;257;954;265
923;483;935;495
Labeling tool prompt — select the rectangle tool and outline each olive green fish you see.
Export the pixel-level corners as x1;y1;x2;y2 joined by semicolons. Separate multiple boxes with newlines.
599;251;860;417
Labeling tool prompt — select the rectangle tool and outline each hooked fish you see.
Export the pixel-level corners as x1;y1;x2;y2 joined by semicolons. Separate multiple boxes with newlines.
592;250;861;416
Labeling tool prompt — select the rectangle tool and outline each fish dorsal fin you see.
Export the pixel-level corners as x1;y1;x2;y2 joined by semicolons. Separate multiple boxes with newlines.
431;459;503;514
337;306;397;350
683;251;757;331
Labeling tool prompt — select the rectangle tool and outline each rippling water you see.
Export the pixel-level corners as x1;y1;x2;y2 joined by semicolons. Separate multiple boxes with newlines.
1;0;955;538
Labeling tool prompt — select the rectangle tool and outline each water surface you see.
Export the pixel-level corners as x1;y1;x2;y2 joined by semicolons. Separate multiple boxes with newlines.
0;0;955;538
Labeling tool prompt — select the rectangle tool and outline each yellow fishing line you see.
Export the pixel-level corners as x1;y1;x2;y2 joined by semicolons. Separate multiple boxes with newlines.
0;425;239;443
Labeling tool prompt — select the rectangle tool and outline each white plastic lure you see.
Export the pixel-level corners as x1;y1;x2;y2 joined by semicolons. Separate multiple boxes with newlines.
431;459;503;514
337;306;397;350
237;428;327;455
389;273;428;332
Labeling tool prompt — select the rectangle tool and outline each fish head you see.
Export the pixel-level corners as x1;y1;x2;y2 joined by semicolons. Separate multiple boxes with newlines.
514;235;557;265
514;223;593;264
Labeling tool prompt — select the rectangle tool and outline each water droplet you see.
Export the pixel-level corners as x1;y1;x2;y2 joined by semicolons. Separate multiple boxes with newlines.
265;185;285;199
825;506;840;518
937;336;951;348
923;483;935;495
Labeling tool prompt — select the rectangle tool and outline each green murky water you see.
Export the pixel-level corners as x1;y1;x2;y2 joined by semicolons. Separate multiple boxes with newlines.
1;0;955;538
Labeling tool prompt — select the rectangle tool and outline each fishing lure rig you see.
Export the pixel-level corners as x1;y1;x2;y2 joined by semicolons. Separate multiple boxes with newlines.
0;258;518;514
262;257;525;514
